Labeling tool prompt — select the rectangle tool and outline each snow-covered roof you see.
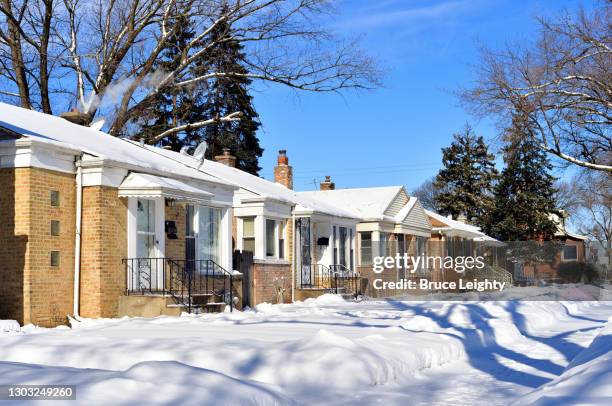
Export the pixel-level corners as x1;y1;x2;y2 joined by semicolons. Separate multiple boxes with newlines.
425;209;499;242
550;213;589;241
139;145;359;219
118;172;214;203
299;186;404;221
0;102;233;188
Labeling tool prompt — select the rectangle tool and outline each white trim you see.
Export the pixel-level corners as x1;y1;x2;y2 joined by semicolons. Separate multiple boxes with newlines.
0;139;77;173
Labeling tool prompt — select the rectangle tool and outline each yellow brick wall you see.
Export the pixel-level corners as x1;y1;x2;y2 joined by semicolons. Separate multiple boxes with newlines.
165;203;186;260
0;167;75;327
79;186;127;318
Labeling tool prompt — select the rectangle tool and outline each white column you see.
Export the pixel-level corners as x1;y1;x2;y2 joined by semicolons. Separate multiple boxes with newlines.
372;230;381;259
254;215;265;259
222;207;233;270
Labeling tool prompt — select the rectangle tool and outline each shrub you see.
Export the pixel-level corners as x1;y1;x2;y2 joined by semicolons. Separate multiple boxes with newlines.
557;262;599;283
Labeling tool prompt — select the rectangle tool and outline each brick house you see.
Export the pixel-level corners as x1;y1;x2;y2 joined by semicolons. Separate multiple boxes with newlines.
300;182;433;297
426;210;505;287
0;103;364;326
141;145;361;305
0;103;246;326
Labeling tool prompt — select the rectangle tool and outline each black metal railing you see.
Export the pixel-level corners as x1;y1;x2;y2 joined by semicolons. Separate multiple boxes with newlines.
330;264;362;298
124;257;167;294
122;258;234;313
298;263;361;297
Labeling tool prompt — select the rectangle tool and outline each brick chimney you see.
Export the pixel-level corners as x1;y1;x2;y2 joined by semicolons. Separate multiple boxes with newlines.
214;148;236;167
320;175;335;190
274;149;293;189
60;108;89;126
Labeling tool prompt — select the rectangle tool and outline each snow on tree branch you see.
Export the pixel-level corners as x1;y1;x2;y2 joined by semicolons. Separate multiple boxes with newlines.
460;4;612;172
0;0;382;143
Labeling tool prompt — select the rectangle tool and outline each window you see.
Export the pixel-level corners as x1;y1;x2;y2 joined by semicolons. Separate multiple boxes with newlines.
266;219;277;257
50;251;60;267
563;245;578;261
50;220;60;236
50;190;60;207
333;226;338;264
380;232;388;256
185;205;196;263
137;199;156;258
242;217;255;253
360;232;372;264
278;221;285;259
350;229;354;270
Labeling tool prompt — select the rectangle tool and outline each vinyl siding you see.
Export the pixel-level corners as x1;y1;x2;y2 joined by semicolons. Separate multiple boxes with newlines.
384;188;408;217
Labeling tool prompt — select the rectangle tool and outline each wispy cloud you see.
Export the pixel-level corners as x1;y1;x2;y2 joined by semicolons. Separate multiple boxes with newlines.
338;0;471;29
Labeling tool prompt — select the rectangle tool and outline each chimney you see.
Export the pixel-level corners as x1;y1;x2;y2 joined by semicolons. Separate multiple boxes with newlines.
60;108;89;126
274;149;293;189
214;148;236;167
320;175;335;190
456;213;467;223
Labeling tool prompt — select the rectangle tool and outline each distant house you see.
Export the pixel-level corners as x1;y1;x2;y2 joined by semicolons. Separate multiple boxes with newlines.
425;210;503;286
300;179;432;297
516;213;589;283
145;147;361;304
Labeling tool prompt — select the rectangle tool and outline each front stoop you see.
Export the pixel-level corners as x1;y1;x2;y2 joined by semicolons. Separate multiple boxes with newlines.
118;294;227;317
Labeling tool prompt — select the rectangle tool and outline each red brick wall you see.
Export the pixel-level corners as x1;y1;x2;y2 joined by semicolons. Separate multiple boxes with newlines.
252;261;292;305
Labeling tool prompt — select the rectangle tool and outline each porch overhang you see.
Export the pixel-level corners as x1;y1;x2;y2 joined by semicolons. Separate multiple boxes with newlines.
118;172;213;204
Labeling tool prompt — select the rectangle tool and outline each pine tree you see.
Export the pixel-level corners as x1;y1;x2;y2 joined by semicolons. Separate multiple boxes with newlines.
433;125;498;228
134;13;263;175
197;15;263;175
135;16;205;151
483;116;561;241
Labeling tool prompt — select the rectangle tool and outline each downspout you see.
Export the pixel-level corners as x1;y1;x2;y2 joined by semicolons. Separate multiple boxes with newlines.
291;213;296;303
73;156;83;316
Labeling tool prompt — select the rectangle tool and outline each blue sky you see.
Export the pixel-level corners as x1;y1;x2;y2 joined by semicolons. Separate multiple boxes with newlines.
252;0;591;191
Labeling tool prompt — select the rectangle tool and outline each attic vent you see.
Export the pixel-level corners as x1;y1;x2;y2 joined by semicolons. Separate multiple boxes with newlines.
0;126;22;140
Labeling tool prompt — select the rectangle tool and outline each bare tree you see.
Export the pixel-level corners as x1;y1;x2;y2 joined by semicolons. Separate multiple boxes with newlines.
0;0;381;141
460;3;611;172
570;170;612;273
0;0;56;113
412;177;438;211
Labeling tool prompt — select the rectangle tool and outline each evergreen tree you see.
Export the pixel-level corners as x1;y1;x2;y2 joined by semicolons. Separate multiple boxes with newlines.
135;13;263;175
196;14;262;174
433;125;498;228
483;116;561;241
135;16;205;151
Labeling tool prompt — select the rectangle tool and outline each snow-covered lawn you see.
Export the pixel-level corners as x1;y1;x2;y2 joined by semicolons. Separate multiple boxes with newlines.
1;293;611;405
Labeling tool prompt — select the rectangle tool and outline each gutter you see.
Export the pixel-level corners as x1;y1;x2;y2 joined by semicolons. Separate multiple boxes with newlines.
73;157;83;316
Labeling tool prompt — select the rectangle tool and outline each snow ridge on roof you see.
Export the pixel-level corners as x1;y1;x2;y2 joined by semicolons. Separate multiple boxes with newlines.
140;145;359;219
299;186;404;220
425;209;499;242
0;102;233;188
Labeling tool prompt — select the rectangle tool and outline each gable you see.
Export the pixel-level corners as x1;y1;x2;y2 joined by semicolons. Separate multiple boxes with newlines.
383;188;409;217
401;200;432;232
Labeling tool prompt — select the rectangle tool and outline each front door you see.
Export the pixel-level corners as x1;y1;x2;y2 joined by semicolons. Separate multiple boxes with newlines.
136;198;158;290
298;218;312;286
